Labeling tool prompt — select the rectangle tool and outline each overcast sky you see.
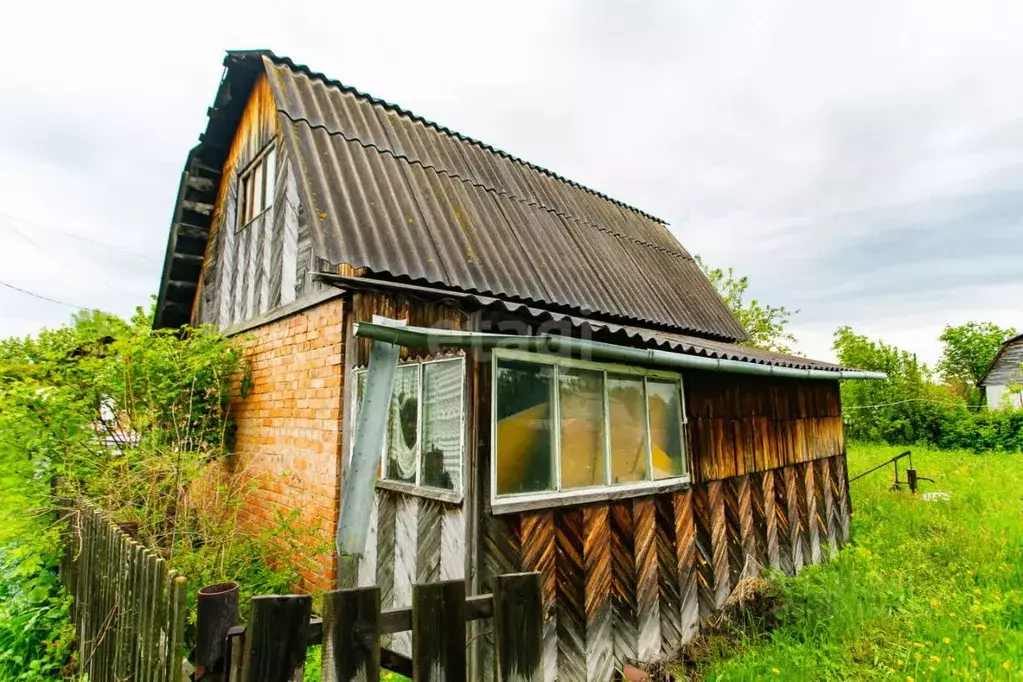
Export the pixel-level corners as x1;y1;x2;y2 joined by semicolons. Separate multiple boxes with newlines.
1;1;1020;366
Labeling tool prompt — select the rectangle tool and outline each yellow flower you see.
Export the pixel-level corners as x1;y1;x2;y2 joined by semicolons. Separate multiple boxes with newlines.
967;646;975;654
971;659;978;669
907;677;915;682
943;637;951;645
914;653;922;662
771;669;780;676
974;623;987;631
929;598;940;607
1003;661;1012;670
912;642;926;649
929;655;942;663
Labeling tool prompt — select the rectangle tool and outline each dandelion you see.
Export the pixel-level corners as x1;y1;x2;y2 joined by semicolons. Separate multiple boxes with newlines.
907;677;915;682
943;638;951;645
930;598;940;607
1003;661;1012;670
967;646;975;654
929;655;942;663
771;669;780;676
974;623;987;631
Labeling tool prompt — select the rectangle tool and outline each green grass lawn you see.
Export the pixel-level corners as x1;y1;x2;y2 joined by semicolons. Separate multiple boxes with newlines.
689;442;1023;681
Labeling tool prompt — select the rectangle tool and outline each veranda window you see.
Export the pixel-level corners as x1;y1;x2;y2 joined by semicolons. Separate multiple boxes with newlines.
238;143;277;229
492;349;688;503
352;356;465;494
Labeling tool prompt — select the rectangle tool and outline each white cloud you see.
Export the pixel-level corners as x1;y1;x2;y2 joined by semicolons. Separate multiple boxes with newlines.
0;0;1020;364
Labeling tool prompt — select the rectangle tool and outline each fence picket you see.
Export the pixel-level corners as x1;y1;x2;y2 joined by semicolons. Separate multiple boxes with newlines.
240;595;313;682
322;587;381;682
412;580;466;682
492;573;543;682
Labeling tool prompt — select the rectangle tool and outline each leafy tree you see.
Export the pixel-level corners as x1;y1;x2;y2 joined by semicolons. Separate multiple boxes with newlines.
696;256;798;354
937;322;1017;403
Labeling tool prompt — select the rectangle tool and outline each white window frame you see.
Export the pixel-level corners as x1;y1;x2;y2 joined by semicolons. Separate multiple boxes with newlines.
237;142;277;230
350;356;466;503
490;348;690;514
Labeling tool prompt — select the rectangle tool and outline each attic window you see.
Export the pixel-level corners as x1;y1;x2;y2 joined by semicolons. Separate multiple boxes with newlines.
491;349;689;509
238;143;277;228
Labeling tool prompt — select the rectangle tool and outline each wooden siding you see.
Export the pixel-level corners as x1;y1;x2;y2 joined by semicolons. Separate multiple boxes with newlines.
685;371;845;481
195;74;315;328
479;454;851;679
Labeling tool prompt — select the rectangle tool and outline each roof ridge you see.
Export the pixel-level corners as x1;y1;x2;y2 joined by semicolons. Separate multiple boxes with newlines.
282;111;692;259
259;52;669;226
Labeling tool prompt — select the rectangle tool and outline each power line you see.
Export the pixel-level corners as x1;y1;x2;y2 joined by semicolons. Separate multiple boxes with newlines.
845;398;984;410
0;280;88;310
0;211;160;263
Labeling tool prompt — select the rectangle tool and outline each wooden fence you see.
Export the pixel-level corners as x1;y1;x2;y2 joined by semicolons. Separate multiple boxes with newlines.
222;572;543;682
60;499;188;682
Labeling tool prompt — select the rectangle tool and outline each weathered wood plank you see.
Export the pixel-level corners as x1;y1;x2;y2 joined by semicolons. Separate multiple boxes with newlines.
785;465;805;574
240;595;312;682
673;489;699;644
608;502;638;668
690;485;717;619
655;495;683;657
519;511;557;682
412;580;467;682
708;481;731;608
440;506;465;581
416;498;442;585
322;587;381;682
554;508;586;681
633;498;661;661
493;572;543;682
582;506;613;682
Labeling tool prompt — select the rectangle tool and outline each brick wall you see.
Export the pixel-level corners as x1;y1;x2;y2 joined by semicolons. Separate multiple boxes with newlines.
227;297;345;593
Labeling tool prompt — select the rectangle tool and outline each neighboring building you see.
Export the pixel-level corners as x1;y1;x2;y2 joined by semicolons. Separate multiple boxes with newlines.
154;51;882;679
980;333;1023;409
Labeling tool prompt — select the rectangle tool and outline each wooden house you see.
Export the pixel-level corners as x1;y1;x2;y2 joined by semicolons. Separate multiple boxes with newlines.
154;51;883;679
980;333;1023;409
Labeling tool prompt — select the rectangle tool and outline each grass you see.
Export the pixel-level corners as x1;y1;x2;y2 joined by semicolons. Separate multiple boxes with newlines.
686;442;1023;681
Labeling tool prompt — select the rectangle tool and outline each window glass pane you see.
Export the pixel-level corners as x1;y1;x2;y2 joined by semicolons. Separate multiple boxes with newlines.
240;175;250;225
558;368;607;489
421;360;463;491
385;365;419;484
254;162;265;215
607;374;649;484
495;360;554;495
647;379;686;479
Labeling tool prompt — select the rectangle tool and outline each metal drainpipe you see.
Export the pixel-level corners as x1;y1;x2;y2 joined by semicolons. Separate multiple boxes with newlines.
352;322;888;382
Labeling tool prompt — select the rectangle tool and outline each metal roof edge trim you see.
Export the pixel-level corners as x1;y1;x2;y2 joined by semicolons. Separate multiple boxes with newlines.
353;322;888;381
255;51;669;226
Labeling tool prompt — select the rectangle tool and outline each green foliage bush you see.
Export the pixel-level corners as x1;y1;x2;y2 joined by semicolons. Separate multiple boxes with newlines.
0;308;312;675
833;326;1023;452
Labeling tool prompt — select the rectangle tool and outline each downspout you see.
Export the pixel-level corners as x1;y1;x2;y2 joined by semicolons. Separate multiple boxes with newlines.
353;322;888;381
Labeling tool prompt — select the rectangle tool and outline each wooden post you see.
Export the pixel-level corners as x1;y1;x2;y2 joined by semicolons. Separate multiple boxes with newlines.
492;573;543;682
240;595;313;682
322;587;381;682
412;580;466;682
907;468;918;494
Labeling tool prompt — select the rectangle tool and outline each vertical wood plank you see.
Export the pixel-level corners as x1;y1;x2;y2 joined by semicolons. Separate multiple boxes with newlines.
416;499;442;585
412;580;466;682
654;496;682;658
673;490;699;644
357;493;379;588
785;465;804;574
633;498;661;661
375;490;397;651
761;470;781;571
440;506;465;581
520;511;557;682
834;454;851;544
582;507;612;682
240;595;312;682
322;587;381;682
392;495;420;656
554;508;586;681
816;457;837;559
493;573;543;682
280;156;299;305
722;478;745;585
803;461;822;565
690;485;717;619
708;481;731;609
609;502;638;668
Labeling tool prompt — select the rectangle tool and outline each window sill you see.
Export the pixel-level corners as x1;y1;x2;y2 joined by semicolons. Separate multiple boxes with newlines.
489;476;691;515
376;478;463;505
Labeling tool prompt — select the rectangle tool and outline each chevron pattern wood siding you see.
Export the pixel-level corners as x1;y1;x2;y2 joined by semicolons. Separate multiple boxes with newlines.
479;453;851;680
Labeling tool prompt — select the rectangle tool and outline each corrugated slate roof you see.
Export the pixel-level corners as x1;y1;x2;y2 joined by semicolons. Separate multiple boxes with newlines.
258;53;747;341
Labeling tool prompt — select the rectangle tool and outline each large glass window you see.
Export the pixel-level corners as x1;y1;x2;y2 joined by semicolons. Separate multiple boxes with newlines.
352;357;465;493
493;351;688;499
